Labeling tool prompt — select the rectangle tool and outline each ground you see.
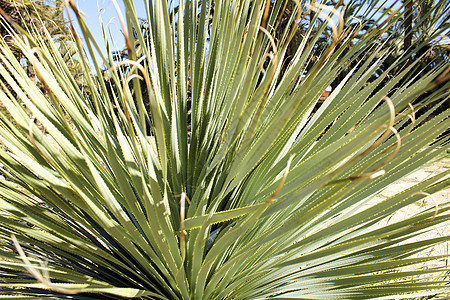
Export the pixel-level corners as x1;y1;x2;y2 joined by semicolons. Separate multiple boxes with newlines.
374;155;450;277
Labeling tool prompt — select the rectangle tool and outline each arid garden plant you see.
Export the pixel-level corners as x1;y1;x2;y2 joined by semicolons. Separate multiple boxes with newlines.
0;0;449;298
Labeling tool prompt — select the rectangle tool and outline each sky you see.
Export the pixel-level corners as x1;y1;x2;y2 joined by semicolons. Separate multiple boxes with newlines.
65;0;148;64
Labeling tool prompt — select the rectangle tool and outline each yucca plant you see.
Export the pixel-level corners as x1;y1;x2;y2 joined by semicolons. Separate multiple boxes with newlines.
0;0;449;298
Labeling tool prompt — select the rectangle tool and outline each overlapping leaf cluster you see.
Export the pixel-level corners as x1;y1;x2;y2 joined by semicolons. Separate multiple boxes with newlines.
0;0;449;299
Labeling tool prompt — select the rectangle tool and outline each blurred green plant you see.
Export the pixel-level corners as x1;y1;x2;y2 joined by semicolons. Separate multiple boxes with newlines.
0;0;84;90
0;0;67;57
0;0;449;299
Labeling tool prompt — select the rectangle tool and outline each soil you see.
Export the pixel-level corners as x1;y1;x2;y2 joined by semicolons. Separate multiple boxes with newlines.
373;156;450;276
